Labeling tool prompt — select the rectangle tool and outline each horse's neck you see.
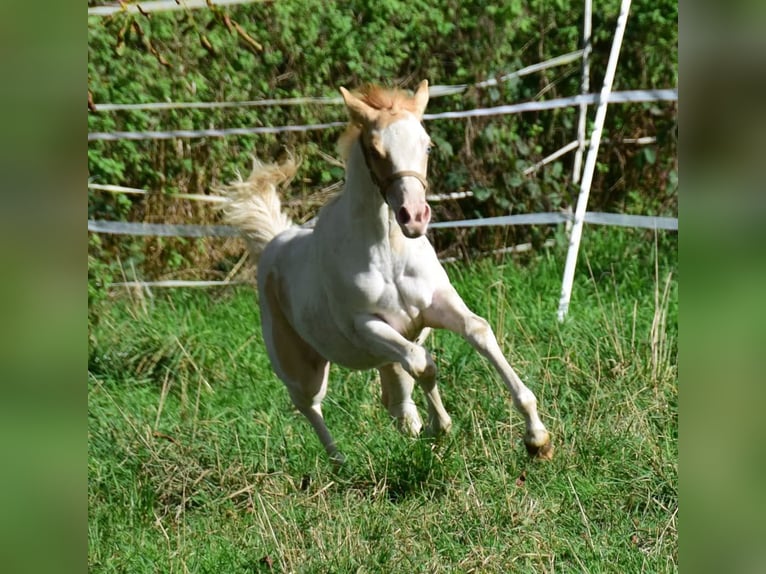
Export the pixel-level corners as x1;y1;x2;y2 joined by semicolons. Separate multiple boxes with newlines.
340;143;401;246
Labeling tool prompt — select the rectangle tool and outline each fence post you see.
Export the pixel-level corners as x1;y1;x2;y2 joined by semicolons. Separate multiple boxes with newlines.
572;0;592;190
557;0;632;322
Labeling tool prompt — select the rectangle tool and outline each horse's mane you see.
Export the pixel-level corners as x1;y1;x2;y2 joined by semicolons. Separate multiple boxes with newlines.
356;84;422;115
336;84;421;161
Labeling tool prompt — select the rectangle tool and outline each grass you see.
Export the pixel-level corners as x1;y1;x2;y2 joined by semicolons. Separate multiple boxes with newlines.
88;227;677;573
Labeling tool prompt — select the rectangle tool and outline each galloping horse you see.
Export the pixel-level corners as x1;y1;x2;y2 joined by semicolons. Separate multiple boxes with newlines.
220;81;552;463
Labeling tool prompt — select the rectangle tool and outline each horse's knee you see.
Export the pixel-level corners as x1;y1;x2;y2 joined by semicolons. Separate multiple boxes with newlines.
405;346;436;382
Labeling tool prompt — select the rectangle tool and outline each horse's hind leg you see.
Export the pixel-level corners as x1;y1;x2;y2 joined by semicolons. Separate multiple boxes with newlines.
284;362;344;464
412;329;453;436
359;320;451;437
260;277;343;463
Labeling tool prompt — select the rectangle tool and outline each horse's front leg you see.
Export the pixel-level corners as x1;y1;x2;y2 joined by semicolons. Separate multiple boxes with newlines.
354;315;436;380
355;316;452;435
378;363;423;436
423;288;553;459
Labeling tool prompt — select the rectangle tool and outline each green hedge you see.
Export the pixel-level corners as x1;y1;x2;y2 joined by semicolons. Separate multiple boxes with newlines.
88;0;677;277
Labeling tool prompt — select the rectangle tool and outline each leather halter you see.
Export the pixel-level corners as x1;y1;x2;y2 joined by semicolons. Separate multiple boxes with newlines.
359;138;429;200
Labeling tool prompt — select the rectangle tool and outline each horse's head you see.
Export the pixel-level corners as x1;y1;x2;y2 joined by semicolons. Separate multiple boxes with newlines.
339;81;432;238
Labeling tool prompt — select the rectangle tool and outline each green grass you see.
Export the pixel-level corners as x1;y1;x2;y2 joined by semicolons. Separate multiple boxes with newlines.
88;227;677;573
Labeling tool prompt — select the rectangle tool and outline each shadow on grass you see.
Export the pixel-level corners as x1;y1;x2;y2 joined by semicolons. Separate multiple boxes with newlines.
329;435;460;504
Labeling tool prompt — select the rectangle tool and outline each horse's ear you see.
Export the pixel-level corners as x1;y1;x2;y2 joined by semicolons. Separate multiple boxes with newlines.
412;80;429;118
339;86;375;126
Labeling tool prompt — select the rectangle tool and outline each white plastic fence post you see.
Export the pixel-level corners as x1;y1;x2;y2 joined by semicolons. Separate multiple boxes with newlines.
557;0;632;322
572;0;593;187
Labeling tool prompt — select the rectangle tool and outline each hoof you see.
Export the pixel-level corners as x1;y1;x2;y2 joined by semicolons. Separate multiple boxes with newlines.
396;414;424;437
525;434;554;460
425;416;452;438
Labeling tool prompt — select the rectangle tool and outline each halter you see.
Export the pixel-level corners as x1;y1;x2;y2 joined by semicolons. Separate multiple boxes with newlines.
359;138;429;201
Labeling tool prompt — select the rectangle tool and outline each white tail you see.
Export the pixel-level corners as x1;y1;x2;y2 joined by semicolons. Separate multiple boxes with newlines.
217;157;297;263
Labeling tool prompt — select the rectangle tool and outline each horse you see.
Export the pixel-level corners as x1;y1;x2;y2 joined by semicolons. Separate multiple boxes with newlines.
219;80;552;464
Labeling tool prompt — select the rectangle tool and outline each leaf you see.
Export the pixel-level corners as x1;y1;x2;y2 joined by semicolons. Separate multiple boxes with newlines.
507;173;523;188
431;135;453;158
473;186;492;201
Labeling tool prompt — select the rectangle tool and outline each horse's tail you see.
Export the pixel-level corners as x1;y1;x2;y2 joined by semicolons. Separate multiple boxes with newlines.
217;157;297;264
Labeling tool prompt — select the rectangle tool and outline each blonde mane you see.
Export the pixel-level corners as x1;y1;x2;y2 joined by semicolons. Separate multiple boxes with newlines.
336;84;422;161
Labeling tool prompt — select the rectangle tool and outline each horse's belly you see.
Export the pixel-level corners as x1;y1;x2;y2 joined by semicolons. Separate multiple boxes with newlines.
297;305;423;370
302;324;393;370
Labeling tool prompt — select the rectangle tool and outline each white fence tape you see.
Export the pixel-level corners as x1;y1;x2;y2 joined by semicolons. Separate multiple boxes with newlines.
88;121;346;142
87;89;677;142
110;238;560;289
88;212;676;238
422;89;676;120
431;212;677;230
88;220;239;237
92;51;584;112
88;0;263;17
92;97;343;112
87;182;472;204
111;280;253;288
523;140;580;175
87;182;229;203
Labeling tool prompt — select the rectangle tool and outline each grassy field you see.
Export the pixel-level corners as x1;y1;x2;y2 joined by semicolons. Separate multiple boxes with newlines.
88;227;677;573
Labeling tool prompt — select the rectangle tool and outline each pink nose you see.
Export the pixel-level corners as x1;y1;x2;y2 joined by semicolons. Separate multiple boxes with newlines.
397;203;431;237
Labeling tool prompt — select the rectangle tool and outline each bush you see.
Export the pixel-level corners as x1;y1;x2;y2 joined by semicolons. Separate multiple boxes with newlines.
88;0;677;278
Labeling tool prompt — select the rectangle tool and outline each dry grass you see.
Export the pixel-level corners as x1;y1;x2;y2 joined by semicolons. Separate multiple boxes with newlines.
88;227;677;573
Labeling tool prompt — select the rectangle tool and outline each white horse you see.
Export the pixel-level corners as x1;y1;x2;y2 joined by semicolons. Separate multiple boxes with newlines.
220;81;552;463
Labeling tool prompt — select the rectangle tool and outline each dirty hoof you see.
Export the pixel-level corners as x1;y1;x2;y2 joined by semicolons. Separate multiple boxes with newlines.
329;451;347;467
525;434;554;460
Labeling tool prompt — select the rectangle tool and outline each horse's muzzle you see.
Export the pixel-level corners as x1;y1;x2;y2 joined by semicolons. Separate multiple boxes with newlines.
397;202;431;238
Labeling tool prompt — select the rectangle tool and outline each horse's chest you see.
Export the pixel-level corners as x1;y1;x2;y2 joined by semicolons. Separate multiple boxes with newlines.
361;271;431;336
